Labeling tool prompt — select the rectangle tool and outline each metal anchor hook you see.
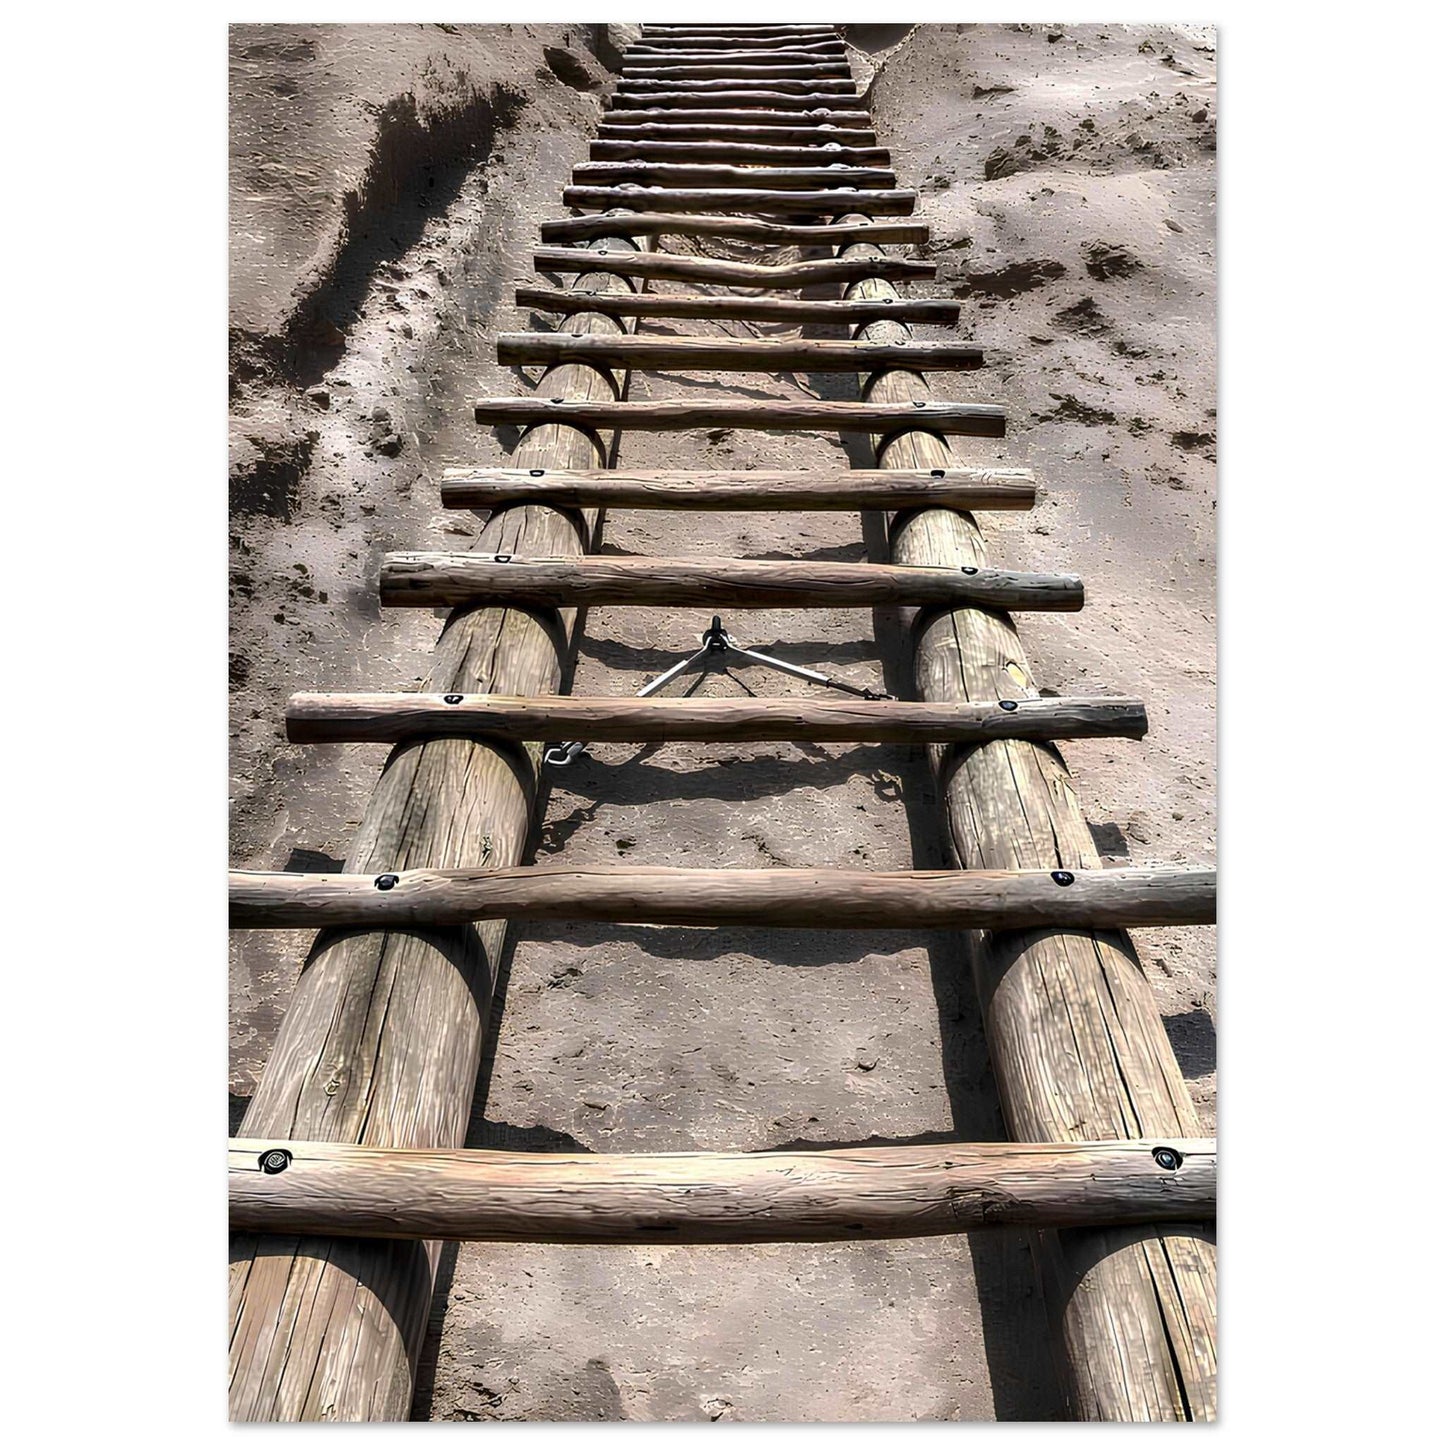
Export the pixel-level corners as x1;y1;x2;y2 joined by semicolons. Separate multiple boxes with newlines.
544;616;893;767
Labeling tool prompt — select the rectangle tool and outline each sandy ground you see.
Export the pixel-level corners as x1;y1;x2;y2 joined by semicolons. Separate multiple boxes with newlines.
229;22;1215;1422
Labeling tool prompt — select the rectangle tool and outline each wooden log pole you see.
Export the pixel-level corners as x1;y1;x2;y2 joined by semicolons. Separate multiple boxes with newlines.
562;185;913;215
284;692;1144;746
498;332;976;373
472;398;1001;435
378;553;1082;612
227;227;649;1420
231;864;1213;932
838;216;1218;1420
531;247;928;289
437;466;1034;512
515;286;958;326
230;1136;1216;1244
540;213;922;245
571;161;897;190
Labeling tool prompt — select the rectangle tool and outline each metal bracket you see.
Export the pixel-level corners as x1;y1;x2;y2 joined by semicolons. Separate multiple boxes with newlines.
544;615;893;767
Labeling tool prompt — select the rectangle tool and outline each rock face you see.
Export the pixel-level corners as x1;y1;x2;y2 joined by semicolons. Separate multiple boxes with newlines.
229;22;1215;1424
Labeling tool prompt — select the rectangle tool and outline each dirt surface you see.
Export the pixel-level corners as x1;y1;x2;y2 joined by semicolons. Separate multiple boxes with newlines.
229;22;1215;1423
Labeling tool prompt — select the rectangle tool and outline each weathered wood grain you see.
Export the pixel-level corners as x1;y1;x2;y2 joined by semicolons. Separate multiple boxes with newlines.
599;120;879;143
531;246;927;289
624;62;852;81
228;232;649;1422
600;108;873;130
617;76;859;96
378;552;1081;611
284;692;1143;746
500;333;977;374
608;92;869;112
438;466;1034;512
630;40;845;56
646;24;840;39
540;213;923;245
563;184;914;215
589;139;890;165
840;217;1219;1420
473;397;1003;437
231;864;1213;932
230;1136;1216;1243
515;285;957;325
631;38;844;54
628;42;846;58
572;161;896;190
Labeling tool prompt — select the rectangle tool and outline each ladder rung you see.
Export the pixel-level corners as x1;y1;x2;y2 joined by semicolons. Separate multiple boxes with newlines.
624;62;853;81
563;185;912;215
646;23;840;34
631;38;846;54
646;26;840;40
600;109;873;130
631;37;845;52
600;121;878;143
234;862;1208;930
229;1135;1217;1244
572;161;896;190
539;214;923;245
609;93;870;112
285;693;1144;747
498;332;979;374
617;76;858;95
629;38;845;52
531;246;929;289
378;553;1080;611
515;286;957;325
589;139;890;165
438;466;1034;512
473;397;1003;438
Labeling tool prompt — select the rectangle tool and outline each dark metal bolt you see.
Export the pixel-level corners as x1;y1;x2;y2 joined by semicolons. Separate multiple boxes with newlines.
259;1149;292;1175
999;699;1019;712
443;694;464;705
1050;870;1075;886
961;565;978;575
529;468;545;476
1152;1146;1183;1172
930;468;945;477
375;873;399;891
913;399;926;407
550;397;564;404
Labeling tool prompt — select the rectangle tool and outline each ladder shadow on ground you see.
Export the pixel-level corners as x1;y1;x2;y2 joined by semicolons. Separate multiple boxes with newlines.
529;744;912;806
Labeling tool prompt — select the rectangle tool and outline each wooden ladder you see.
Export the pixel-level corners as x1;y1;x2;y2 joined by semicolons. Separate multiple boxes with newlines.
228;22;1217;1423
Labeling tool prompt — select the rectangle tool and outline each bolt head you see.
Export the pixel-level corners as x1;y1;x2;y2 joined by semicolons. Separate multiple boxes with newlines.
259;1149;292;1175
